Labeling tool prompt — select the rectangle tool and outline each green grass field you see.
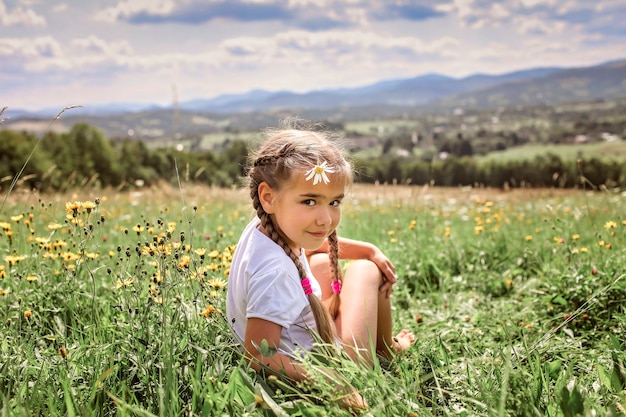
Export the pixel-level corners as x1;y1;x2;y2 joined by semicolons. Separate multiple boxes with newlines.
0;184;624;416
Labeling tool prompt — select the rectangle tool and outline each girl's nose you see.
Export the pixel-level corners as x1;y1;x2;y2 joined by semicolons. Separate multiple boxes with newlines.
316;207;332;225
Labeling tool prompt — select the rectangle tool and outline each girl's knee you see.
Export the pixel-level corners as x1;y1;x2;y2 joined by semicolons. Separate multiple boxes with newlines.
346;259;382;285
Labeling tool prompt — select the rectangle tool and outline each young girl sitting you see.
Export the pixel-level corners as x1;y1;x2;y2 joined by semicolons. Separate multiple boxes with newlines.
226;123;415;409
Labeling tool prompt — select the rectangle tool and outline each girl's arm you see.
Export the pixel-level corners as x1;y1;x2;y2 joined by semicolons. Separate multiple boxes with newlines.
243;317;308;380
307;237;397;288
244;317;367;409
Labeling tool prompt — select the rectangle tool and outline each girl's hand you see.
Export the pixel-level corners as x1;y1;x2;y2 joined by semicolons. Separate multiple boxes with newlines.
369;247;396;298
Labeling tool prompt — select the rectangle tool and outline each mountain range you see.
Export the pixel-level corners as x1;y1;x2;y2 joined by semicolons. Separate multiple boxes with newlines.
4;57;626;137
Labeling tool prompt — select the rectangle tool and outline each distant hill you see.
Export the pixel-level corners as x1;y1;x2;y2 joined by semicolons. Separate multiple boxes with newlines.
3;58;626;139
175;67;565;113
435;59;626;109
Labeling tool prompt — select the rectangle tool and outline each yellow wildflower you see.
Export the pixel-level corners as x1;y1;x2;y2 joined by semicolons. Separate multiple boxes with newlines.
200;305;221;318
82;201;97;213
177;255;191;269
5;255;26;266
116;278;134;289
10;214;23;222
26;275;38;283
604;221;617;230
208;277;227;290
65;201;81;214
0;222;11;231
525;235;533;241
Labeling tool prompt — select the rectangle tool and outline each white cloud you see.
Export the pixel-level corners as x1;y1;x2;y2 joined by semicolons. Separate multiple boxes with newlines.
93;0;176;23
514;16;566;35
71;35;134;56
0;0;46;27
0;36;61;58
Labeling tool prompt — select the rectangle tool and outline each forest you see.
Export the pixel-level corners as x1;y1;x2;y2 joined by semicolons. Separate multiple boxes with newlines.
1;97;626;192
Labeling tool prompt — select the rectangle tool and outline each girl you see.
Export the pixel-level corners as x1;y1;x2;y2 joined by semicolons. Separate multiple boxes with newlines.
226;124;415;408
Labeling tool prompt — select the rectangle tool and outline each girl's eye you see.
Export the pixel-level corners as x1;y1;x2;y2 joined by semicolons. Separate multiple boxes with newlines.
303;199;316;206
330;200;342;207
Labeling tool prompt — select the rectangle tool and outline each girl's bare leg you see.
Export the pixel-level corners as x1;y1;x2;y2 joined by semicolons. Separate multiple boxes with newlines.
308;254;414;365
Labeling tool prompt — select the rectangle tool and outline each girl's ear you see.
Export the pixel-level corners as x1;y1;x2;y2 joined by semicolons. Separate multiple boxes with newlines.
257;182;276;214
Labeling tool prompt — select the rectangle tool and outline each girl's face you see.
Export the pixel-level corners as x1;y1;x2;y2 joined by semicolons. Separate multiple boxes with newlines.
259;170;346;252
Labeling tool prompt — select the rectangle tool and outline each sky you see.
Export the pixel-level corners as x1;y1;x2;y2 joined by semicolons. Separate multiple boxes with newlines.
2;0;626;112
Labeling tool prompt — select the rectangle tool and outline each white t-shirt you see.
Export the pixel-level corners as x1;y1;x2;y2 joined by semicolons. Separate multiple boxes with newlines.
226;217;322;359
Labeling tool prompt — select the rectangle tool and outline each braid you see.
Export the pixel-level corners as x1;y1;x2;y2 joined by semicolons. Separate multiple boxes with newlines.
326;230;341;320
251;187;335;345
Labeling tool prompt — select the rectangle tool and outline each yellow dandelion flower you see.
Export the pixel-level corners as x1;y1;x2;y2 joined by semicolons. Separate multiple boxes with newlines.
409;220;417;230
0;288;9;296
0;222;11;231
525;235;533;241
177;255;191;269
200;305;221;318
82;201;96;213
116;278;134;289
579;247;589;253
65;201;81;214
444;227;451;238
133;224;144;234
474;225;484;235
208;277;227;290
26;275;38;282
390;238;398;243
208;250;220;259
604;221;617;230
5;255;26;266
485;201;494;207
571;234;580;241
10;214;23;222
24;309;32;319
207;262;219;271
194;248;206;257
167;222;177;233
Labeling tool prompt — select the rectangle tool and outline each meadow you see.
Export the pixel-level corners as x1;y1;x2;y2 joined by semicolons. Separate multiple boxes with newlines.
0;183;624;416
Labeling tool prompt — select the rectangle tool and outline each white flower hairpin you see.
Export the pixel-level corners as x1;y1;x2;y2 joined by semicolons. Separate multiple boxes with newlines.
305;161;335;185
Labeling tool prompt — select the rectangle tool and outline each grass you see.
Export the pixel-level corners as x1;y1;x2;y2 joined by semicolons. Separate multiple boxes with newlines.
476;141;626;163
0;183;625;416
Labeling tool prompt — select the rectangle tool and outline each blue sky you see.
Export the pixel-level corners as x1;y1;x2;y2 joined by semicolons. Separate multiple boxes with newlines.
2;0;626;111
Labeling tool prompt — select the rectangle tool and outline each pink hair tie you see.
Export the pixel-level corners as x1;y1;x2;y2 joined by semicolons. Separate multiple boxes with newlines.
331;280;342;294
301;278;313;295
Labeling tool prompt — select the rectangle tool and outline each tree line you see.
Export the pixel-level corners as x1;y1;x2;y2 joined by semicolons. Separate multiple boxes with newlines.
0;123;623;192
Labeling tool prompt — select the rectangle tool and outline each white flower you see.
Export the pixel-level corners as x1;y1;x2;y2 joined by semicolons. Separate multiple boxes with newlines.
305;161;335;185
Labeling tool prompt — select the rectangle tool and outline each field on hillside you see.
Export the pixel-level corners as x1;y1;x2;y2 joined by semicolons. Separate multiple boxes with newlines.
0;184;624;416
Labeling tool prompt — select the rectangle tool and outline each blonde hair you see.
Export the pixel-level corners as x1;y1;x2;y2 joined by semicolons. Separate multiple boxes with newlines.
247;123;352;344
